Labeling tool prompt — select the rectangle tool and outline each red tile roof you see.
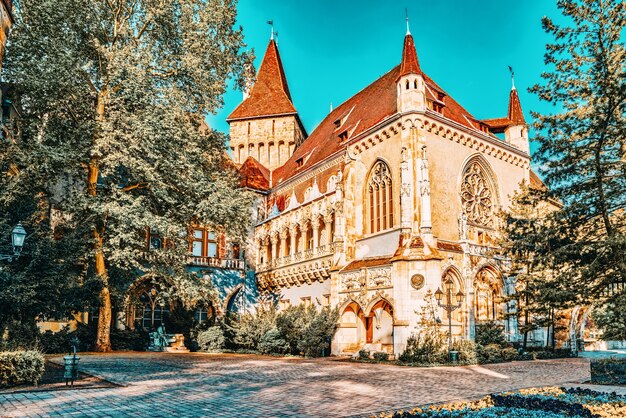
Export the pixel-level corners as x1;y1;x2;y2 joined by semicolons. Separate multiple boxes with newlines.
238;156;270;191
227;39;298;121
272;67;485;187
508;88;526;124
398;33;421;79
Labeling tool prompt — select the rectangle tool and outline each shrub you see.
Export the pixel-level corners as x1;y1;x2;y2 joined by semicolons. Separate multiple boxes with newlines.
373;351;389;362
297;307;339;357
275;305;308;355
476;343;505;364
358;349;370;360
39;326;75;354
591;357;626;385
475;321;507;347
197;326;225;352
452;339;477;364
0;350;45;387
258;328;290;355
233;307;276;350
110;328;148;351
398;328;448;365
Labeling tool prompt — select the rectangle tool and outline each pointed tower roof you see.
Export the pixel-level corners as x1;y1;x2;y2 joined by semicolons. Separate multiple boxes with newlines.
507;87;526;125
227;39;297;121
398;32;421;79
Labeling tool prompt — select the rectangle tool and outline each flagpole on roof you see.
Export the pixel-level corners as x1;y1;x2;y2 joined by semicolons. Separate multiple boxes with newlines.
405;8;411;35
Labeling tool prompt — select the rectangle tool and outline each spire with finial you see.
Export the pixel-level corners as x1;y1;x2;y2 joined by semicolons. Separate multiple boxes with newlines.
405;8;411;35
398;10;421;78
507;66;525;125
268;20;274;40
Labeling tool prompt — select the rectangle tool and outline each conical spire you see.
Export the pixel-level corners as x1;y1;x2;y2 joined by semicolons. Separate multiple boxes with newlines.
227;38;297;120
507;87;525;125
398;32;421;78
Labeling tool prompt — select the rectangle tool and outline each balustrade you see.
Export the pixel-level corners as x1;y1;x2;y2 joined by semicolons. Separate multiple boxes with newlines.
187;256;245;270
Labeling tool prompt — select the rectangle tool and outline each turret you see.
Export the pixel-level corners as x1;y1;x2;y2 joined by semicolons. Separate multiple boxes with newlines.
396;20;426;113
504;83;529;154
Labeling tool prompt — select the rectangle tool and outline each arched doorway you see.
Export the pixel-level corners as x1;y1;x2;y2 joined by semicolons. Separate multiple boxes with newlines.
473;267;504;323
364;299;394;353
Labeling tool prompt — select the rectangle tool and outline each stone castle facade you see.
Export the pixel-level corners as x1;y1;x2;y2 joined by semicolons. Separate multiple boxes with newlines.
232;26;545;356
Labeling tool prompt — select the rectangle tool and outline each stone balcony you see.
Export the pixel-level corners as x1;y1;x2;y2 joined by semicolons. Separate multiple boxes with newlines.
187;256;245;270
256;243;337;289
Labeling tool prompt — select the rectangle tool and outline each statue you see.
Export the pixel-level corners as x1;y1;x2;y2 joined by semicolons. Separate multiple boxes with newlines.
149;324;171;351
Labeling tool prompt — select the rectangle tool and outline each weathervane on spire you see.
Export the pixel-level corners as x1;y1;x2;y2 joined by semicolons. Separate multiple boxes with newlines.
405;8;411;35
508;65;516;90
267;20;275;41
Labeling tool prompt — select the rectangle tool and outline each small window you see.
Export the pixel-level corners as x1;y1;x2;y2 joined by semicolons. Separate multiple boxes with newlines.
338;131;348;142
279;299;291;310
334;118;341;128
322;294;330;307
296;157;304;168
301;297;311;308
405;80;410;90
414;79;418;89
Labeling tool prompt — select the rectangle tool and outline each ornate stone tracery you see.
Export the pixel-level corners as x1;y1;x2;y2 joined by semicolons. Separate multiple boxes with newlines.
461;162;494;227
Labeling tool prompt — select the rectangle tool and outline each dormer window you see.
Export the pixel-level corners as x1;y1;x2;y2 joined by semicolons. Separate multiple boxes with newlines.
405;80;410;90
296;157;304;168
437;92;446;101
338;130;348;142
414;79;418;89
432;102;444;113
334;119;341;128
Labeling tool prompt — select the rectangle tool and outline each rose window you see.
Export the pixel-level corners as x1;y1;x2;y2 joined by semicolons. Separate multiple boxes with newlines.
461;163;494;226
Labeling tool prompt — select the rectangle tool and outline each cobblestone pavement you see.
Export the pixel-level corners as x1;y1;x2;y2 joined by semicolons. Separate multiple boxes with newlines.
0;353;591;417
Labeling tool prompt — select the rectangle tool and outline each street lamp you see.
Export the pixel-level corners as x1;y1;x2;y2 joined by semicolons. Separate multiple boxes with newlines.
0;223;27;262
435;277;465;362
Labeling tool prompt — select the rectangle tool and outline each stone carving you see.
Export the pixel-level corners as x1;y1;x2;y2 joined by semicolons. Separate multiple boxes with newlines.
461;162;494;226
410;274;425;290
368;267;392;288
458;211;468;240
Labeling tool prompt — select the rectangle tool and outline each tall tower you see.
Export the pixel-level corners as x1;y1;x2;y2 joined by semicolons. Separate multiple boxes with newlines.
227;38;306;171
396;21;426;113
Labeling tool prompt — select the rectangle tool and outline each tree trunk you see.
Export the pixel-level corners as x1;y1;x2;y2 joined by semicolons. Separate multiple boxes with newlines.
91;92;112;352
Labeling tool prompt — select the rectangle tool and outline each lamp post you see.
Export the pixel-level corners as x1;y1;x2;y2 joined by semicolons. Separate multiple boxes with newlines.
0;223;27;262
435;277;464;362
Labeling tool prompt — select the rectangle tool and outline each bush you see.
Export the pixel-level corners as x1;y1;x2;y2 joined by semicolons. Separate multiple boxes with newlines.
197;326;225;352
111;328;148;351
232;307;276;350
452;339;477;364
475;321;507;347
297;307;339;357
591;357;626;385
39;326;75;354
358;349;370;360
258;328;290;355
398;328;448;365
476;343;505;364
373;351;389;362
0;350;45;387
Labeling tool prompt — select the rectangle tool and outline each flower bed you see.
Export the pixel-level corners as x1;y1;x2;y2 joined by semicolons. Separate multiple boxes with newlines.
386;387;626;418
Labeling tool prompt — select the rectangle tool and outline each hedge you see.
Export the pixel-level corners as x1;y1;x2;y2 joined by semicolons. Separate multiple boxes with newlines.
591;357;626;385
0;350;45;387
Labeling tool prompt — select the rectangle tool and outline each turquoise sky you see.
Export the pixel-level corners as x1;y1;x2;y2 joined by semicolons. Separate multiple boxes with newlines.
207;1;565;159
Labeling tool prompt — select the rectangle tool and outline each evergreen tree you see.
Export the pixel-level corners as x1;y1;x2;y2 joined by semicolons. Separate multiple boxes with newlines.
2;0;253;351
530;0;625;310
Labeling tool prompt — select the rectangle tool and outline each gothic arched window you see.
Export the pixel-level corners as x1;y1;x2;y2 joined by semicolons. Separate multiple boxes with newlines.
461;162;494;227
367;160;393;234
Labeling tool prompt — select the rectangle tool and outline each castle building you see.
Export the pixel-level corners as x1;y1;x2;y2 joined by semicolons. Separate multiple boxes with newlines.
236;25;545;356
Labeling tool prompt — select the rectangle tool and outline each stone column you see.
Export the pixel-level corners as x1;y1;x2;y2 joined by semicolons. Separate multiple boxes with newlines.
289;224;298;256
324;213;334;245
419;145;433;239
279;228;288;258
299;220;309;251
312;216;320;251
270;234;278;261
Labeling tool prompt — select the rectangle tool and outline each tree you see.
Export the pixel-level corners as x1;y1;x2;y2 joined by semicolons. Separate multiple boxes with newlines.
499;183;576;348
3;0;253;351
530;0;625;311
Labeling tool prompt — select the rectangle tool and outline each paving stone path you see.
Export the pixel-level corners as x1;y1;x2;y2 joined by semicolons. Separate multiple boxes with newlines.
0;353;591;417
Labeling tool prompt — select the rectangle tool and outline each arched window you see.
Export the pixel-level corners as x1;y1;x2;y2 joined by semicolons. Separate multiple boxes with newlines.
413;79;418;89
460;162;495;227
405;80;410;90
366;160;393;234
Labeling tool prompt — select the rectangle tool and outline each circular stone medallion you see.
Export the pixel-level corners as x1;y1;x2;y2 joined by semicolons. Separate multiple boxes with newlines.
410;274;425;290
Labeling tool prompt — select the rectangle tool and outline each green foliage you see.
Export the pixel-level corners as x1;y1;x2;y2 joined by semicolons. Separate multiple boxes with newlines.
527;0;626;318
110;329;149;351
591;357;626;385
474;321;507;347
591;295;626;341
0;351;45;387
232;307;277;351
275;305;309;354
196;326;225;352
358;349;370;360
2;0;254;350
296;307;339;357
39;327;75;354
452;339;477;364
257;328;290;355
372;351;389;362
398;330;448;365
